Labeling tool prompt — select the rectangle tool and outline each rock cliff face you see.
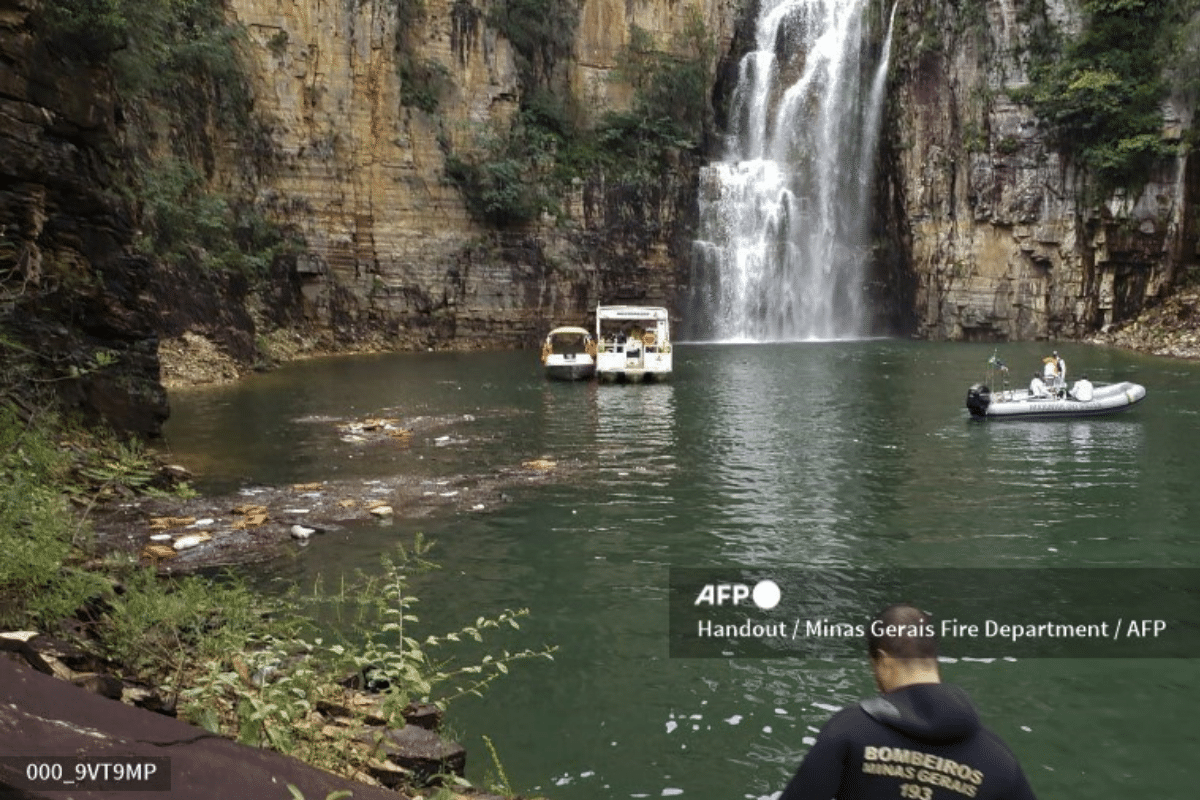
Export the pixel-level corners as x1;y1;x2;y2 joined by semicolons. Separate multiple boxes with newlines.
881;0;1199;342
0;0;735;432
0;0;169;434
226;0;737;348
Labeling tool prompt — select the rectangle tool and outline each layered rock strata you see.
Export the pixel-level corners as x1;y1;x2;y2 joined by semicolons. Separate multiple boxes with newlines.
883;0;1198;342
226;0;737;348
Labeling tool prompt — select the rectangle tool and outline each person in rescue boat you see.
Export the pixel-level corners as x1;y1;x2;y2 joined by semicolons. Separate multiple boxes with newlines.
1028;372;1049;398
777;603;1038;800
1070;375;1094;402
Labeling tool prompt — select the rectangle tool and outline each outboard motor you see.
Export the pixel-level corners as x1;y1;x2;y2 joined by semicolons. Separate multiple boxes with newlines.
966;384;992;417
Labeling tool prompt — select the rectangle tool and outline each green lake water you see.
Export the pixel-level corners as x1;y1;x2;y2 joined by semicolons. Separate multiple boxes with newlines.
160;340;1200;799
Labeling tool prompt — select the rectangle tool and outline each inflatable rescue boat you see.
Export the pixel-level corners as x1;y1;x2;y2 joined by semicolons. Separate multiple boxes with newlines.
966;381;1146;419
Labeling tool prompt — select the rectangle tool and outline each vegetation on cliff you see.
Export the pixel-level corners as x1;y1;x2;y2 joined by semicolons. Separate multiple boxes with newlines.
0;0;305;429
1013;0;1200;194
41;0;298;278
445;9;716;227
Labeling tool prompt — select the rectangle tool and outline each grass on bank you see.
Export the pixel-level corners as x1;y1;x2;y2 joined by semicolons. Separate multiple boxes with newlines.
0;402;553;795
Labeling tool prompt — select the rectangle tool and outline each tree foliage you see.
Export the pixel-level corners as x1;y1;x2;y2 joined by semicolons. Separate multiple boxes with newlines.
42;0;248;117
486;0;579;91
136;158;297;276
1014;0;1200;193
444;9;716;224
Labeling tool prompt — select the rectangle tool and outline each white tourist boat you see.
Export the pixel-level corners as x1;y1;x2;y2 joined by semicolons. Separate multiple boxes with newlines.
594;306;672;383
540;326;596;381
966;380;1146;419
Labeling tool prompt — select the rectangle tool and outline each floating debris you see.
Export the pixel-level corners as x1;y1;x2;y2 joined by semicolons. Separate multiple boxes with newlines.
335;416;413;446
290;524;317;540
522;458;557;471
369;505;394;517
291;482;323;492
141;544;178;561
173;533;212;551
231;504;269;528
149;516;197;531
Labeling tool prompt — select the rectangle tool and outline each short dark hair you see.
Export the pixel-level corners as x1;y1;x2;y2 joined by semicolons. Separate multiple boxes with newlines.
868;603;938;661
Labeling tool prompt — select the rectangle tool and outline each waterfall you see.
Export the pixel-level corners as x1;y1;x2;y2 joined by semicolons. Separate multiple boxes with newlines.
691;1;896;342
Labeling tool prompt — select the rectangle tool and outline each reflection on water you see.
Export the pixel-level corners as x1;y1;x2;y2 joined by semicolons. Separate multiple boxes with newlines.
594;382;678;481
983;418;1145;467
682;344;876;567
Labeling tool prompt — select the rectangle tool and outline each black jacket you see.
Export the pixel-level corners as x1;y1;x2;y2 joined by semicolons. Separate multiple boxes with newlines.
779;683;1037;800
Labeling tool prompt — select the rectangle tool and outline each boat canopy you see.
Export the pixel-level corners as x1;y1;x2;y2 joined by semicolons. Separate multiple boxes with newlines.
596;306;668;322
547;326;592;337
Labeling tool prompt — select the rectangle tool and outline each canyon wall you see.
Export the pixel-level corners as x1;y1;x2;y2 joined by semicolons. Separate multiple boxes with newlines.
882;0;1199;341
224;0;738;348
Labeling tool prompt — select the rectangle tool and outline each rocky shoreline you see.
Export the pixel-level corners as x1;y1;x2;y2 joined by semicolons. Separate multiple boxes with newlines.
0;647;503;799
1086;290;1200;361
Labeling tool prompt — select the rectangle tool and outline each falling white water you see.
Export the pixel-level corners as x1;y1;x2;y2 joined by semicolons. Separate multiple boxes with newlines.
691;0;896;342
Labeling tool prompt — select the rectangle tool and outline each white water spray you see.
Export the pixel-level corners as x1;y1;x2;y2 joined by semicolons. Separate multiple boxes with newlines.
692;0;897;342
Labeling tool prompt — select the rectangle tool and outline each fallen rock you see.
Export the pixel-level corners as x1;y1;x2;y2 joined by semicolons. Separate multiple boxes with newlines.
70;672;124;700
355;724;466;785
316;695;443;730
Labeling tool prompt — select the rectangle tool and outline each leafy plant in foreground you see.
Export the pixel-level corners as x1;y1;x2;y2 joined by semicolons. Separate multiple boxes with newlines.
172;536;556;781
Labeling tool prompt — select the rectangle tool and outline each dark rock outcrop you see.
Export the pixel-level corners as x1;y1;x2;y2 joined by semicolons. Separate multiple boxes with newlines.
0;657;404;800
0;0;168;435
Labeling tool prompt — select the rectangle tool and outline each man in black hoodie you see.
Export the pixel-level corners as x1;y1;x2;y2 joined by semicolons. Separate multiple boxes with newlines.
778;603;1037;800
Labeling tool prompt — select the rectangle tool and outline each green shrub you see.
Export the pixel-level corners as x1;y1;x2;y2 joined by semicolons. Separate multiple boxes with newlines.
399;57;451;113
99;568;267;679
173;537;555;779
0;403;108;627
444;10;715;221
486;0;579;91
42;0;249;117
444;111;562;225
612;14;715;146
135;157;297;276
1013;0;1199;193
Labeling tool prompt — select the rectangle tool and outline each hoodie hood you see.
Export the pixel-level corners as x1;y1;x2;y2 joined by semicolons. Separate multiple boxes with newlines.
859;683;980;744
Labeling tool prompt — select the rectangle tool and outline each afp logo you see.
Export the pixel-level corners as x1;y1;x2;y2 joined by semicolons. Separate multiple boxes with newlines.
694;579;782;609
